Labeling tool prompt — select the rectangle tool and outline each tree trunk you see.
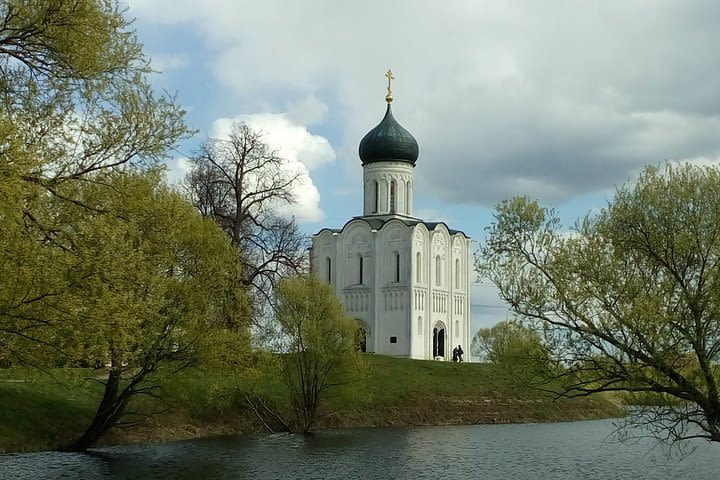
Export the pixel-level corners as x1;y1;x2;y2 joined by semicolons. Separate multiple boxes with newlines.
64;370;128;451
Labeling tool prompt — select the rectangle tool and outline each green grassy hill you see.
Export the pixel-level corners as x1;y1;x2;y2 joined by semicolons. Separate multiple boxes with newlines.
0;355;622;453
327;355;621;427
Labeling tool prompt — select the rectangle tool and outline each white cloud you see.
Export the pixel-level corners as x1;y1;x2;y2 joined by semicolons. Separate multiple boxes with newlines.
412;208;450;224
286;95;328;126
164;156;192;185
674;155;720;168
273;163;323;222
131;0;720;210
148;52;190;73
209;113;335;223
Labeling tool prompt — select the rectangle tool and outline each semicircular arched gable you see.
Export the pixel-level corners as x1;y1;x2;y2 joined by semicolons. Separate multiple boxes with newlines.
378;219;410;244
451;235;466;253
341;220;373;247
311;230;337;265
314;230;335;245
430;224;451;252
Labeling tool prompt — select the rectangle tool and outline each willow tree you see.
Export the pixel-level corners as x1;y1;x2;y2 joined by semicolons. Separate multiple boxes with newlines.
0;0;188;359
37;169;251;451
0;0;187;182
272;276;365;433
478;163;720;444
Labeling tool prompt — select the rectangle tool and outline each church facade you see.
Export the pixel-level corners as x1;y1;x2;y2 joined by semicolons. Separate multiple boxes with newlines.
310;75;470;360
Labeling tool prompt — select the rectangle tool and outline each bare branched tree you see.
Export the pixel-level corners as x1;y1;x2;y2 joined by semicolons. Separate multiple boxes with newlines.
185;121;309;318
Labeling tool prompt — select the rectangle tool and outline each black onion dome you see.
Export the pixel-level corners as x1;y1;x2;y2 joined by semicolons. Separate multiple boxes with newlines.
359;104;419;165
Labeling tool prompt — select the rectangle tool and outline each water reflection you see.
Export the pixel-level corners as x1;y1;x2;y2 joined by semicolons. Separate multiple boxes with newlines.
1;419;719;479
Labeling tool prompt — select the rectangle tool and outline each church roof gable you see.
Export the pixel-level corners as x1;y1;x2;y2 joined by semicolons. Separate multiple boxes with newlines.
312;217;469;239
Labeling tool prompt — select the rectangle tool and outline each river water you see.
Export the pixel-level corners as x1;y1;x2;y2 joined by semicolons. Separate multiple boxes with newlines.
1;419;719;479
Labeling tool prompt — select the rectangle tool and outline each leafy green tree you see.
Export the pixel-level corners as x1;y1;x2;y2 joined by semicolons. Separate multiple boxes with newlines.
0;194;68;365
272;275;365;433
40;169;250;451
0;1;246;451
471;320;549;369
477;163;720;444
0;0;187;186
0;0;188;358
1;0;140;81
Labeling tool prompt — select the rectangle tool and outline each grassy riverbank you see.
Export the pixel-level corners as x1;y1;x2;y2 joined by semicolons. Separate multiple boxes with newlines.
0;355;622;453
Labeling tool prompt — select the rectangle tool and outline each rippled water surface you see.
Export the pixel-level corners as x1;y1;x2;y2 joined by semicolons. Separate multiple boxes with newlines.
2;419;719;479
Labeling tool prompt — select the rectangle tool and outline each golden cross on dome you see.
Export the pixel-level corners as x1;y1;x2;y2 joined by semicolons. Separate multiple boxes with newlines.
385;69;394;103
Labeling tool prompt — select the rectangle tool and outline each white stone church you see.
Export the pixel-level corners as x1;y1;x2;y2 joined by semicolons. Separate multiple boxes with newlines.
310;75;470;360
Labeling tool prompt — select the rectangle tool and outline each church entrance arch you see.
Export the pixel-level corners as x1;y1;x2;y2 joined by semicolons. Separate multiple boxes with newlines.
432;322;446;359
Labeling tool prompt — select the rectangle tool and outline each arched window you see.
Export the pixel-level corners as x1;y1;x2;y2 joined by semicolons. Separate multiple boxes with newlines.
394;252;400;282
455;320;459;338
390;181;396;213
435;255;441;286
418;316;423;335
326;257;332;284
416;252;422;283
455;258;460;289
373;180;379;213
406;181;411;215
359;256;364;284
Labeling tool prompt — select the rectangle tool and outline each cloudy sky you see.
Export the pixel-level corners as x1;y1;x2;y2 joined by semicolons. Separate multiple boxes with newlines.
127;0;720;331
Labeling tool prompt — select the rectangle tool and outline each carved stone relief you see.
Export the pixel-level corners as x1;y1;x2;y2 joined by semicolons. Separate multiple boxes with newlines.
351;233;368;244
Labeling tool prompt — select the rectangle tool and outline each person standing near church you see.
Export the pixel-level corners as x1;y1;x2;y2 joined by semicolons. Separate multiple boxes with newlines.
452;346;459;362
457;345;464;362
